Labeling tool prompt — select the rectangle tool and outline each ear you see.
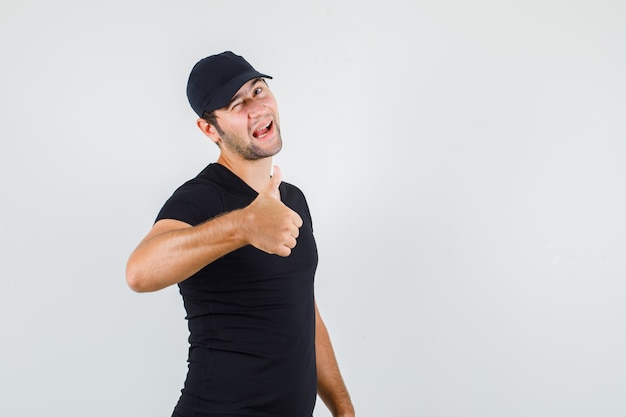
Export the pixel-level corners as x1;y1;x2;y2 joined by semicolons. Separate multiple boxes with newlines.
196;118;221;144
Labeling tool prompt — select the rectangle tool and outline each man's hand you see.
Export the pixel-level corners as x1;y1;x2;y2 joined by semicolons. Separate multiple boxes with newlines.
243;166;303;256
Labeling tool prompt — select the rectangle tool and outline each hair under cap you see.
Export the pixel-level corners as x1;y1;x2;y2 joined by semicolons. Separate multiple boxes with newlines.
186;51;272;117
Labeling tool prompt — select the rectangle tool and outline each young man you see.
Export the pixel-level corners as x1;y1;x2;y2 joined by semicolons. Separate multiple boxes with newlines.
126;51;355;417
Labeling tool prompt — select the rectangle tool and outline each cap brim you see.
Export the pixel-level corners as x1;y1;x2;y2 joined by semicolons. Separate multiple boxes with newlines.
202;71;273;114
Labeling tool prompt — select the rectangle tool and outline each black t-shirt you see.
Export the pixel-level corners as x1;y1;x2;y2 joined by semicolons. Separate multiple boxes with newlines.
156;163;318;417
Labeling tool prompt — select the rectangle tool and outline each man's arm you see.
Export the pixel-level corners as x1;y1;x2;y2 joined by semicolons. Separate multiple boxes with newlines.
126;169;302;292
316;302;355;417
126;214;246;292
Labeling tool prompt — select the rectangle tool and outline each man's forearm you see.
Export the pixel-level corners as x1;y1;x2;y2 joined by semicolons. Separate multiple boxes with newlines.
126;211;249;292
315;304;355;417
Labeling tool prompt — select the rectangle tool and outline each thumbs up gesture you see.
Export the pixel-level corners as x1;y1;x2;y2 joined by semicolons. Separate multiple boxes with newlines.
243;166;303;256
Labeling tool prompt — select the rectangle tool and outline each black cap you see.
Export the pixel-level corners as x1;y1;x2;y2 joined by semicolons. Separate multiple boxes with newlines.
186;51;273;117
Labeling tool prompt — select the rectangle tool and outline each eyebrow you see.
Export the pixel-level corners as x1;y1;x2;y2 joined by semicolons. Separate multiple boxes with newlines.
228;78;265;106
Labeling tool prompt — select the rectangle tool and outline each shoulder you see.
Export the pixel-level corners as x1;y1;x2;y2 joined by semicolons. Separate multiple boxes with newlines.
171;175;221;198
156;166;226;225
167;163;229;200
279;181;307;202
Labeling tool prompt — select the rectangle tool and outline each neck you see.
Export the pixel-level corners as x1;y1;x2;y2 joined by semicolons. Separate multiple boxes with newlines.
216;154;273;193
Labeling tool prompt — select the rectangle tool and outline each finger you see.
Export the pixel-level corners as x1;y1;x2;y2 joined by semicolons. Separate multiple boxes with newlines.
285;236;298;249
276;245;292;257
265;165;282;200
271;165;282;183
292;212;303;228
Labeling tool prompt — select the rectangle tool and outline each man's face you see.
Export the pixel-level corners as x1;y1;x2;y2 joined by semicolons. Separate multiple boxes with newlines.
212;78;282;160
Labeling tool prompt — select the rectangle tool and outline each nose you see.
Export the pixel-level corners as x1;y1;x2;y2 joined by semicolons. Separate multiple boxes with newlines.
247;99;266;118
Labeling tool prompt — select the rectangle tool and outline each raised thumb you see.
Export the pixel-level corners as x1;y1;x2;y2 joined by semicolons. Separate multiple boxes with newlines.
265;165;282;200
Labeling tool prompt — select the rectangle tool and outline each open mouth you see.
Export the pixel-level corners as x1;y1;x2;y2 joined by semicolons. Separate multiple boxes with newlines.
252;121;273;139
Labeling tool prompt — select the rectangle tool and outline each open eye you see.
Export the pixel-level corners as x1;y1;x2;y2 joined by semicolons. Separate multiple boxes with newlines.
254;87;264;96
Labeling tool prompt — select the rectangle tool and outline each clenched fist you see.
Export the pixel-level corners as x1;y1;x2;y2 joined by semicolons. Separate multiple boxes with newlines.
243;166;303;256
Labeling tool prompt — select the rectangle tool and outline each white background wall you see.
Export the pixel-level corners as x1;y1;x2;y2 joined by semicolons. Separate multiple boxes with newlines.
1;1;625;416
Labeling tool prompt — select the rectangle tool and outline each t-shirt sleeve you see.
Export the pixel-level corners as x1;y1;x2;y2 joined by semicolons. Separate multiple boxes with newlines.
155;181;224;226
